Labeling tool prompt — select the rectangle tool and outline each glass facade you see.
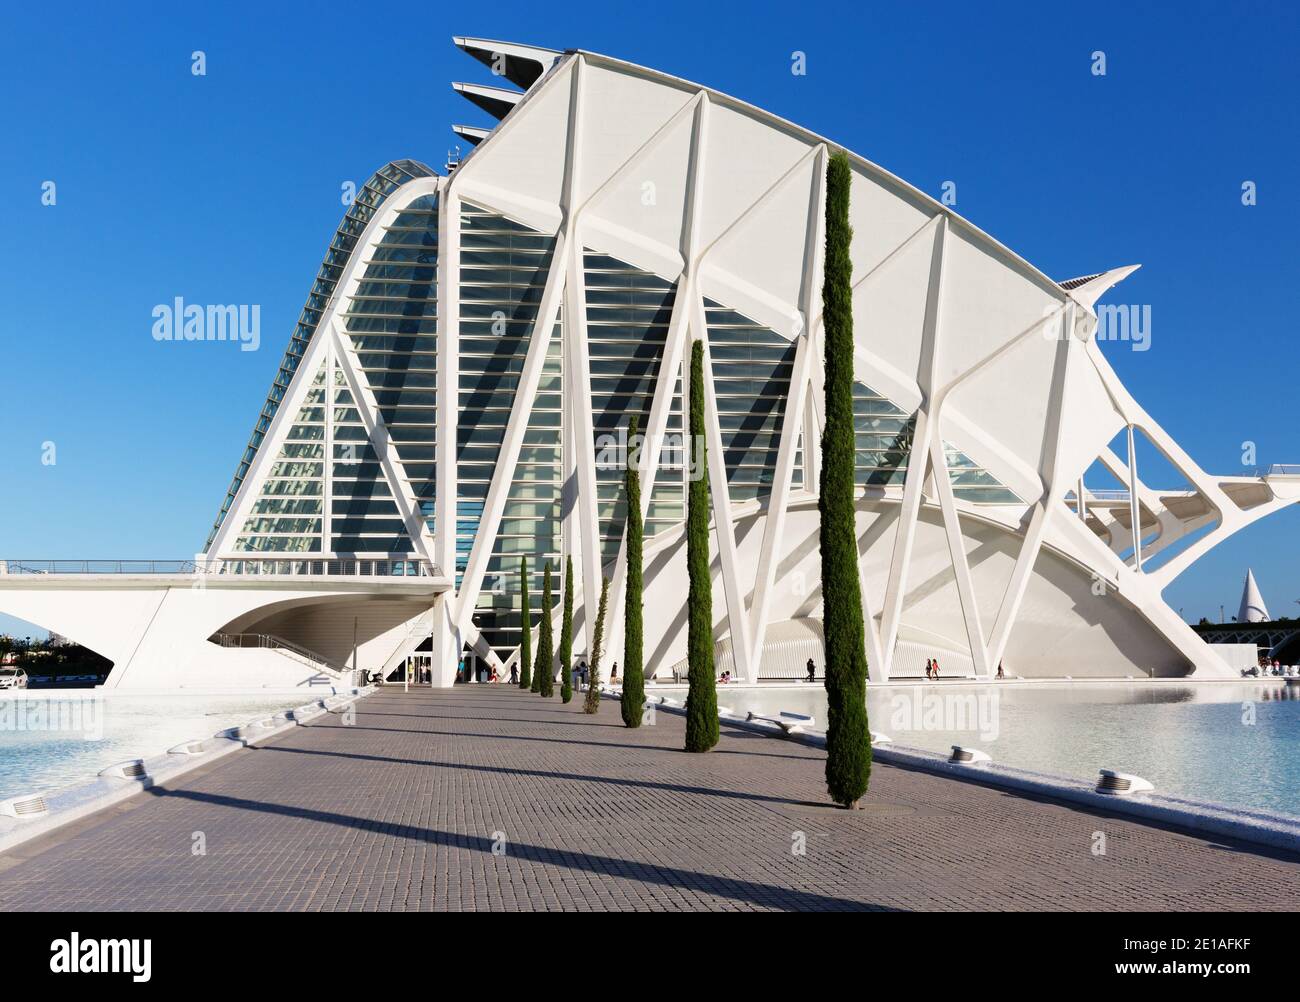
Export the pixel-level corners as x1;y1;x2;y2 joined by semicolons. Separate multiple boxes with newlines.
207;160;436;551
853;382;1020;505
334;192;440;554
458;203;563;657
233;360;327;552
215;165;1016;592
704;300;802;505
585;251;684;563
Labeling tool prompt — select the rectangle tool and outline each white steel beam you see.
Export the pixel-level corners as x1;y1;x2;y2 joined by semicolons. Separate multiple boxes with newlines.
985;305;1077;675
558;56;606;661
877;216;949;679
210;177;442;559
695;291;754;681
328;321;437;564
602;95;709;668
451;57;590;642
451;244;566;636
1127;424;1144;571
747;144;825;674
435;180;460;579
926;430;992;678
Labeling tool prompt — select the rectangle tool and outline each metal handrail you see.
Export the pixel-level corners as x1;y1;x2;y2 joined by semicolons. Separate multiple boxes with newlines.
211;632;350;675
1231;464;1300;479
1083;490;1132;501
0;558;442;578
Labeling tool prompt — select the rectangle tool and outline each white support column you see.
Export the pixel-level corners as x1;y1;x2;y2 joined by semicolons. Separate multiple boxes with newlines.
927;431;992;677
802;389;822;490
877;409;929;681
323;335;336;550
985;305;1077;675
804;317;825;489
452;236;567;635
695;292;754;680
603;272;694;662
747;329;814;670
453;56;589;642
907;283;1072;678
555;57;605;661
878;216;949;679
435;180;460;580
603;96;709;668
1127;423;1144;571
563;231;605;659
329;321;438;565
747;144;826;674
430;593;459;687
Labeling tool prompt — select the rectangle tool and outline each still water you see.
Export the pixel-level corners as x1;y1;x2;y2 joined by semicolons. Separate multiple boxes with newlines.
666;681;1300;817
0;694;303;801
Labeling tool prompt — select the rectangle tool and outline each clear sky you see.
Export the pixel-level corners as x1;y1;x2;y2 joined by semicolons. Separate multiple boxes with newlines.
1;0;1297;640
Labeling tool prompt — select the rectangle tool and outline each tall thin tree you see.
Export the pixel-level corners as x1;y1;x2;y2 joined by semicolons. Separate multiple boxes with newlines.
820;150;871;808
518;555;532;690
620;415;646;728
534;563;555;698
684;340;719;752
584;575;609;714
559;555;574;703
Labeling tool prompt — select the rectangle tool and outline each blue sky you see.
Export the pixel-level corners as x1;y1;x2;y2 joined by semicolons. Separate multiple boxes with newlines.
1;0;1297;639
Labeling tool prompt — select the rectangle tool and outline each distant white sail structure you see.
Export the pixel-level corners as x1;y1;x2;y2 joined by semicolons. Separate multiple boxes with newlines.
1238;569;1271;623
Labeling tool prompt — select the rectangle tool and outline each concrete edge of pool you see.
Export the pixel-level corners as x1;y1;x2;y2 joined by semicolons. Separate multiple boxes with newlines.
616;686;1300;857
0;689;373;856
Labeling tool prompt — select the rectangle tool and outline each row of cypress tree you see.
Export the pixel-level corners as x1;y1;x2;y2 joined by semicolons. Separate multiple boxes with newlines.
513;153;870;808
517;555;608;708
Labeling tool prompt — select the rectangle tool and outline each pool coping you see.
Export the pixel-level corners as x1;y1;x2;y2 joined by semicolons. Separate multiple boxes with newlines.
0;688;373;857
614;687;1300;856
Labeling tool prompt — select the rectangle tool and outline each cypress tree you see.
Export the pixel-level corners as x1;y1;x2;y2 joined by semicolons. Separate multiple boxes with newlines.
684;340;719;752
559;555;574;703
620;416;646;728
820;150;871;808
584;575;609;714
534;564;555;697
518;555;532;690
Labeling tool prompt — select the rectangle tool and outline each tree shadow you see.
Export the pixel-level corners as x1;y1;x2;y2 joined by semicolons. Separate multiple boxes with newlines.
144;785;893;912
250;743;815;808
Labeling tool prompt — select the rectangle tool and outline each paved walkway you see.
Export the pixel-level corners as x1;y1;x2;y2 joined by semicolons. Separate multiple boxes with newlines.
1;686;1297;911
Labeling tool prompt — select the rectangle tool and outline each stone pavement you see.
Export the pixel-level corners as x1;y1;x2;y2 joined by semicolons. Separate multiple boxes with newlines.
1;686;1297;911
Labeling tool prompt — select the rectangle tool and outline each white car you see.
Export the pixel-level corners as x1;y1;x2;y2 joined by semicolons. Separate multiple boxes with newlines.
0;668;29;690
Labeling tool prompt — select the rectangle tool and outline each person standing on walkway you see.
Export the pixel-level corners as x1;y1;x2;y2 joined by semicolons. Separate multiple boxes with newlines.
510;662;519;685
932;658;941;680
610;661;618;681
925;658;932;680
806;658;816;682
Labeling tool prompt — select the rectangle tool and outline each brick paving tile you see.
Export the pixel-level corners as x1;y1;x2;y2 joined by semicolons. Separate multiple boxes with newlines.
0;686;1296;911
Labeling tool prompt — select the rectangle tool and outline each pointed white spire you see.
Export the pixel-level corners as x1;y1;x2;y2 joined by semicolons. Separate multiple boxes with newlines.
1238;569;1270;623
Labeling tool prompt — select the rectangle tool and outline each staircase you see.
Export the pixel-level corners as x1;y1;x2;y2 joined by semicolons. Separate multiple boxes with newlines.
211;632;350;685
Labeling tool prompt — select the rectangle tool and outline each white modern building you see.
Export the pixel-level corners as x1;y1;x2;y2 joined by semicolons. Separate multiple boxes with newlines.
2;38;1298;690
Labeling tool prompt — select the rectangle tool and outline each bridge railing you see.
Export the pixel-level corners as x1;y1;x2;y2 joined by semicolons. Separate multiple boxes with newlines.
1233;464;1300;479
0;558;443;579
